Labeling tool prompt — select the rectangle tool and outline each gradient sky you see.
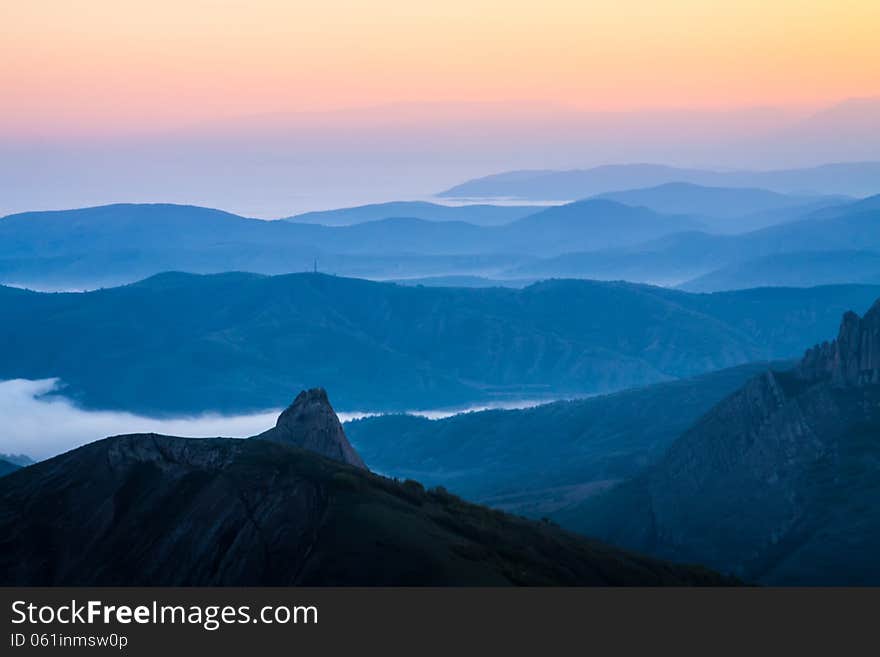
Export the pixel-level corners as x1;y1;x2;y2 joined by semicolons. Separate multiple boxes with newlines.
3;0;879;137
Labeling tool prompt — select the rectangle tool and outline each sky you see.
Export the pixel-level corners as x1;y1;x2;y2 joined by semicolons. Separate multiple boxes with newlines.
3;0;879;138
1;2;879;216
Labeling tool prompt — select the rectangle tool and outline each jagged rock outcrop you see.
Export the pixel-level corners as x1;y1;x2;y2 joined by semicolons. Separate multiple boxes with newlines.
569;300;880;584
798;301;880;386
251;388;367;470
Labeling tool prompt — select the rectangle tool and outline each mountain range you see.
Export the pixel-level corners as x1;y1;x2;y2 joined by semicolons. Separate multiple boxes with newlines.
560;299;880;584
0;388;730;586
0;200;709;289
346;361;780;510
592;182;847;233
439;162;880;200
2;273;878;415
284;201;540;226
511;194;880;288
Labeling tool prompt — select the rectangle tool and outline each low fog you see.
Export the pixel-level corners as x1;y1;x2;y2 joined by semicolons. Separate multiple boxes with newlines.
0;378;557;461
0;379;366;461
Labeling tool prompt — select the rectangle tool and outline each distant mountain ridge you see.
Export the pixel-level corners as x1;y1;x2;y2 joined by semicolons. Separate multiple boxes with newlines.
285;201;541;226
592;182;847;232
510;195;880;287
439;162;880;200
566;298;880;584
2;273;878;415
0;200;703;288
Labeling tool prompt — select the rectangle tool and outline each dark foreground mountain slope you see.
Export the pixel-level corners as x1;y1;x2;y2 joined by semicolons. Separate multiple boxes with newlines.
0;393;729;586
346;362;780;507
565;299;880;584
2;273;877;414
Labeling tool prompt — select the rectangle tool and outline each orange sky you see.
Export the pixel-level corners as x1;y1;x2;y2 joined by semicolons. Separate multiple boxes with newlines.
2;0;879;136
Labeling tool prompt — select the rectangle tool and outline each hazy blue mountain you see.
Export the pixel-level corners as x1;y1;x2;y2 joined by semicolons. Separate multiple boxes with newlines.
390;275;535;288
0;460;21;478
565;298;880;584
508;196;880;285
285;201;542;226
1;273;878;415
681;250;880;292
494;199;703;252
0;200;703;288
0;393;730;586
593;182;848;232
346;361;780;509
439;162;880;200
0;453;34;467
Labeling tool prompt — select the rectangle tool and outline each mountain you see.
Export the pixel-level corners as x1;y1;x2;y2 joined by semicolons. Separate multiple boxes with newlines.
0;460;20;477
0;201;703;288
494;199;703;252
2;272;878;415
593;182;847;232
285;201;541;226
0;391;730;586
509;195;880;285
0;453;34;467
346;361;781;511
439;162;880;200
253;388;367;469
681;250;880;292
390;275;535;288
564;299;880;584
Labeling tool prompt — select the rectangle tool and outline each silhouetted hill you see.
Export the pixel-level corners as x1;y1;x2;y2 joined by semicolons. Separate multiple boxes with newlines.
346;361;780;509
439;162;880;200
285;201;541;226
2;273;877;415
564;299;880;584
0;394;730;586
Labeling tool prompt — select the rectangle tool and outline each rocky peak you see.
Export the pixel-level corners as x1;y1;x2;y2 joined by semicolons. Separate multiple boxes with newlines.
798;300;880;386
251;388;367;470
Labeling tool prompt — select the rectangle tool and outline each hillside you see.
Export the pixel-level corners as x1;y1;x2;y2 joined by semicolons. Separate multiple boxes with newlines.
2;273;877;415
346;361;780;510
564;298;880;584
0;391;730;586
0;460;20;477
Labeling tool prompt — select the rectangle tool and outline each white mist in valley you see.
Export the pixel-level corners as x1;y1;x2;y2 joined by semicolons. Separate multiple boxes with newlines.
0;378;562;461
